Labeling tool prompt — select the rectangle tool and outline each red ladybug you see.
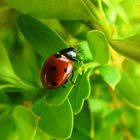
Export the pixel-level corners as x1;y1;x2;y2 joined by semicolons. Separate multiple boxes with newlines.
41;47;78;89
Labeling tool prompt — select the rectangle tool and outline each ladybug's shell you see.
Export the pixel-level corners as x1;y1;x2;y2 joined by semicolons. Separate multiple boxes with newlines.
41;54;73;89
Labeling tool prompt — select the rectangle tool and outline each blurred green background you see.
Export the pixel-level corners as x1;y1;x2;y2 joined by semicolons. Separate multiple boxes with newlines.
0;0;140;140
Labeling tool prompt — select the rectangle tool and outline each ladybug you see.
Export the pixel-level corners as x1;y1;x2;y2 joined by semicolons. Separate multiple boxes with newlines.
41;47;78;89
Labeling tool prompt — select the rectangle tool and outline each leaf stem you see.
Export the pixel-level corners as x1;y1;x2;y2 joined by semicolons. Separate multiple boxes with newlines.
82;0;113;39
83;62;100;70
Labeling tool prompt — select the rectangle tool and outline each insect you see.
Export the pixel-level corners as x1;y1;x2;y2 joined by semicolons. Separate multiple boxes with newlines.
41;47;79;89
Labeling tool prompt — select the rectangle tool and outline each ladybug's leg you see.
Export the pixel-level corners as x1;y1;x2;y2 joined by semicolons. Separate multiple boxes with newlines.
61;79;68;88
61;85;66;88
71;58;83;62
71;71;76;86
71;58;79;62
55;53;61;58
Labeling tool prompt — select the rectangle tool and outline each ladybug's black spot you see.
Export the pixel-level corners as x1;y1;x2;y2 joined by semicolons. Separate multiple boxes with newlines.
64;68;67;73
51;66;57;71
51;81;58;86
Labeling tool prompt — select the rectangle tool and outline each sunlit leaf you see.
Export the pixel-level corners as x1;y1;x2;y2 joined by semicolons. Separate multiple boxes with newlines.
0;42;16;78
100;65;121;90
6;0;91;20
110;34;140;62
87;30;110;65
88;98;107;113
0;42;20;86
33;128;51;140
116;70;140;110
0;108;14;140
77;41;94;62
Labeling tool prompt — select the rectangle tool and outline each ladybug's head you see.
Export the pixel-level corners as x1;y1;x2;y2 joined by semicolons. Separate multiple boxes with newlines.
59;47;77;61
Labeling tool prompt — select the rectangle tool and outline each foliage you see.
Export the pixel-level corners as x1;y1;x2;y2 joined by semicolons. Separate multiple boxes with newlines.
0;0;140;139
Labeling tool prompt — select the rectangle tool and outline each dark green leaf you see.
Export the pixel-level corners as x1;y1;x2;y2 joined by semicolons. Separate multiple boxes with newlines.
87;30;110;65
110;34;140;62
69;102;93;140
0;93;9;102
6;0;91;20
32;98;73;139
9;38;40;86
12;105;37;140
69;69;92;114
17;15;67;58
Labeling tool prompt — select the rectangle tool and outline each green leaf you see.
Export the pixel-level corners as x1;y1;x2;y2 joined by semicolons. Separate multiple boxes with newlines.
6;0;91;20
104;108;122;124
32;98;73;139
88;98;107;113
0;0;9;11
116;70;140;110
0;112;14;140
45;71;78;106
87;30;110;65
34;128;52;140
0;42;16;78
77;41;94;62
0;42;20;86
9;37;40;86
17;15;67;58
12;105;37;140
61;21;86;36
110;34;140;62
100;65;121;90
0;84;15;90
0;93;9;102
69;68;92;114
69;102;93;140
133;4;140;18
